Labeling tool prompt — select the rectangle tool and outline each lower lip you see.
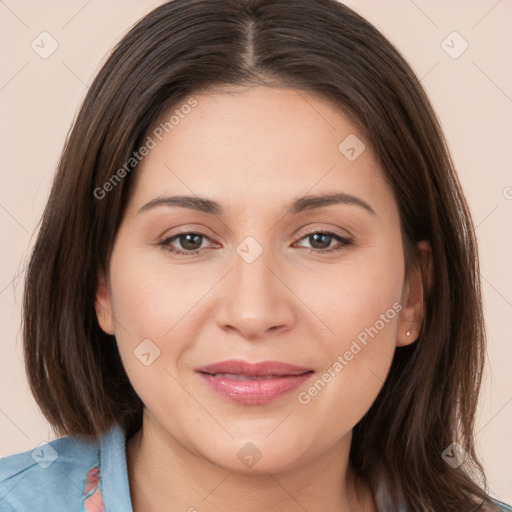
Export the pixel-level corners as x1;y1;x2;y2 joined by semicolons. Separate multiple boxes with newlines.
197;372;313;405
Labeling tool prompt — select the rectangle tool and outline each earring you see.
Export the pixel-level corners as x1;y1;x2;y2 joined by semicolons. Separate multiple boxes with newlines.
406;330;411;337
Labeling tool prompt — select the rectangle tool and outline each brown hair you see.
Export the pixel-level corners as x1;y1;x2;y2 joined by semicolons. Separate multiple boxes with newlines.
22;0;497;510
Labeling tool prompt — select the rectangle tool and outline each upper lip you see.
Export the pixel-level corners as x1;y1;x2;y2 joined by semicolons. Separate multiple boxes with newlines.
196;360;313;377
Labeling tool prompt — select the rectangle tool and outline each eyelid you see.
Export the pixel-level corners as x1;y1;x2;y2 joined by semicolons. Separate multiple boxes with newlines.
157;224;354;257
157;230;216;252
158;223;352;245
292;230;353;252
158;224;216;240
294;223;353;241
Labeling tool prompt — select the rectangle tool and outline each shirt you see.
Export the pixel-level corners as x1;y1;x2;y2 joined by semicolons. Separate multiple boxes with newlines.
1;423;510;511
0;424;131;511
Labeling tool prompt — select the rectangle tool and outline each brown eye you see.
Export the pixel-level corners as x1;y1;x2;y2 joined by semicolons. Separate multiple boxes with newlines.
158;232;212;255
296;231;353;253
175;233;204;251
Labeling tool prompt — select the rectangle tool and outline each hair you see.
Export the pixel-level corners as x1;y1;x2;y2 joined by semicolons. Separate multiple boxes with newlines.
21;0;497;510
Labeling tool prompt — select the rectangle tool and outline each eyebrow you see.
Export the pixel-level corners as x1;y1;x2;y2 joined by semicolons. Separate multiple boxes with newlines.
138;192;376;216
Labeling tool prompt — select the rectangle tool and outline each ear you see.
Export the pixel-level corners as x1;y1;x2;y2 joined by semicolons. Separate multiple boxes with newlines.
95;267;116;335
396;240;432;347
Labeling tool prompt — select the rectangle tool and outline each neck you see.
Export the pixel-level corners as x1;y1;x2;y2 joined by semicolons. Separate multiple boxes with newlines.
126;412;376;512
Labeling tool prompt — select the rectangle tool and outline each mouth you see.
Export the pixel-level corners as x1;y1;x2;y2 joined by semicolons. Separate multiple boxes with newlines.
195;360;314;405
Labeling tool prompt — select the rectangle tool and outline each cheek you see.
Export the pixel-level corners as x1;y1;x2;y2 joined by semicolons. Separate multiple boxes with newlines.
108;241;213;336
106;249;206;393
301;239;404;349
294;241;403;420
295;286;400;446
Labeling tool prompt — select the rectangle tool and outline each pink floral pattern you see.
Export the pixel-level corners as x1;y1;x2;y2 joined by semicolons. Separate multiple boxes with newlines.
82;466;105;511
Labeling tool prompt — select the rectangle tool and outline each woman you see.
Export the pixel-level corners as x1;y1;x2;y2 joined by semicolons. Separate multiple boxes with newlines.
0;0;509;510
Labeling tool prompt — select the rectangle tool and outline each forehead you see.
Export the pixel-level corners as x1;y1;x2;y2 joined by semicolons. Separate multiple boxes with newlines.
128;86;397;219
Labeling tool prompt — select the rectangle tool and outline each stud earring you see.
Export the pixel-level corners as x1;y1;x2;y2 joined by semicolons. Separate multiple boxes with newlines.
406;330;411;337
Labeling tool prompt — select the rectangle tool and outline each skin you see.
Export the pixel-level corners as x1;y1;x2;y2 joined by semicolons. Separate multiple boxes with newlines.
95;85;428;512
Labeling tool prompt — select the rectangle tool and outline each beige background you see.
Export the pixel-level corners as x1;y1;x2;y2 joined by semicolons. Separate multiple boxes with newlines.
1;0;511;504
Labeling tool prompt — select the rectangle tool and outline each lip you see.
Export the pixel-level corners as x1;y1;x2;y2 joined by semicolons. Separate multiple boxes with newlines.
195;360;314;405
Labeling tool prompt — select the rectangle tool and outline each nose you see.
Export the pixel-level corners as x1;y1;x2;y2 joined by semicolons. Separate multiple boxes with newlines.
214;243;296;340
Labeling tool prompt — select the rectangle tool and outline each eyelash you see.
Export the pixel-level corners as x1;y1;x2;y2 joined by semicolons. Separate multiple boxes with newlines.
157;230;353;256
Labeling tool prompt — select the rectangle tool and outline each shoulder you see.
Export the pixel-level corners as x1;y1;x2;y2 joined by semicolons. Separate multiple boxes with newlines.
0;430;101;511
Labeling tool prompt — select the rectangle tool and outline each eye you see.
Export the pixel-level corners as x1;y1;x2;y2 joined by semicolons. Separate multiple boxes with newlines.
158;232;213;256
295;231;353;253
157;230;353;257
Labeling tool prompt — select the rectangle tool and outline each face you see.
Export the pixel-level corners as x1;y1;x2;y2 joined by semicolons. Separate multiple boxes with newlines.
96;86;423;474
